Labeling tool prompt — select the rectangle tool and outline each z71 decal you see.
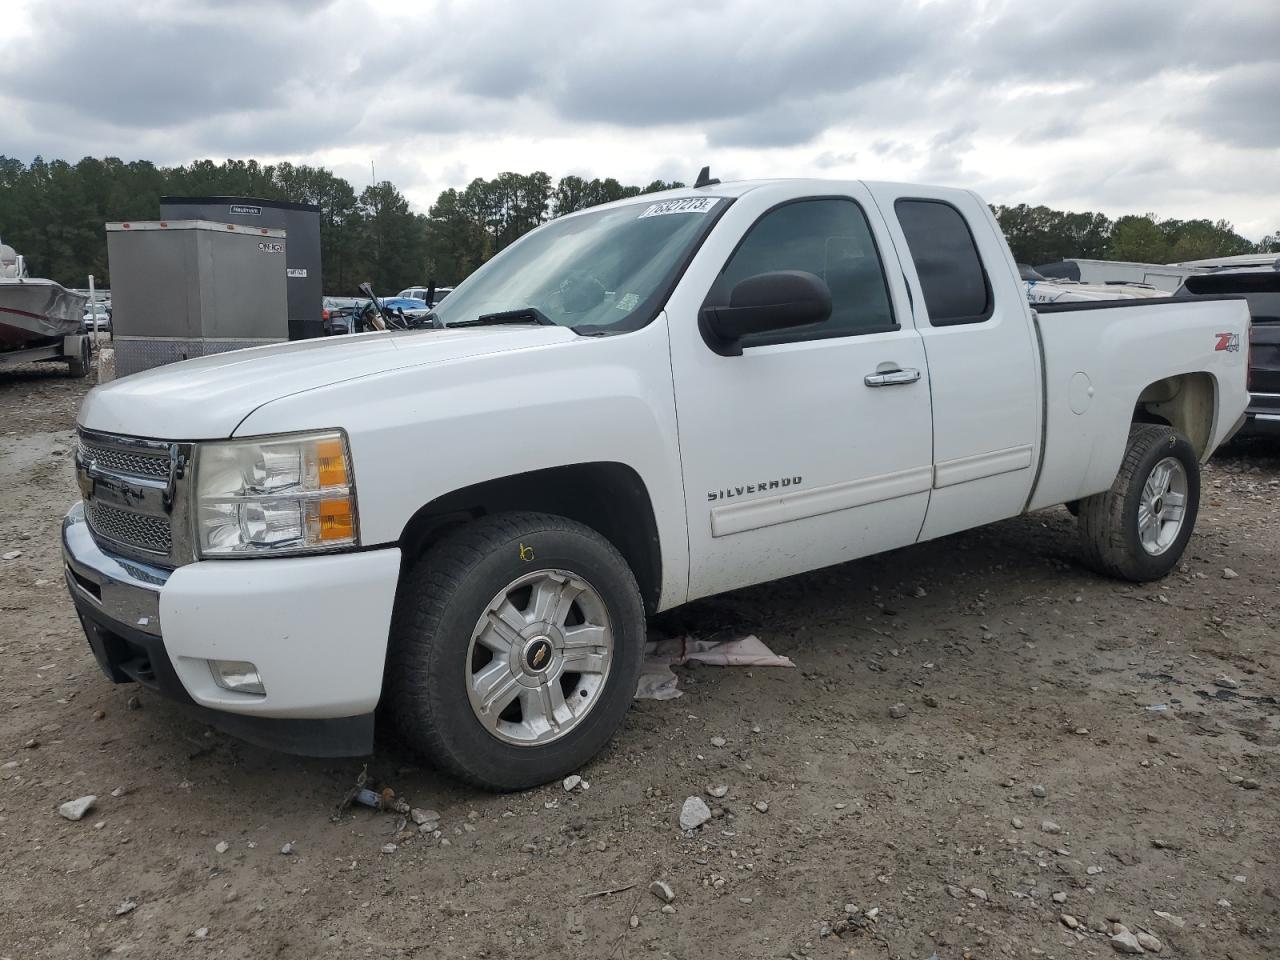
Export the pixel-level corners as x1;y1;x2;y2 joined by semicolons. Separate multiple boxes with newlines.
1215;332;1241;352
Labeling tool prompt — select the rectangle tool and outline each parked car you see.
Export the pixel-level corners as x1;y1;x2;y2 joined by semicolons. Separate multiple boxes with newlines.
350;297;428;332
62;178;1250;790
323;311;354;336
322;296;362;336
397;285;453;305
82;303;112;333
322;296;362;316
1172;265;1280;436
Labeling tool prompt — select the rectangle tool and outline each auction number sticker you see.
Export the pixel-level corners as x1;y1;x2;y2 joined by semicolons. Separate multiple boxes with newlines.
638;197;720;218
258;241;284;254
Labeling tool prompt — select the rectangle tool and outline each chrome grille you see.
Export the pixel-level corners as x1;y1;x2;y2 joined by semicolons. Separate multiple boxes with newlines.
77;429;194;568
87;502;172;555
78;437;170;479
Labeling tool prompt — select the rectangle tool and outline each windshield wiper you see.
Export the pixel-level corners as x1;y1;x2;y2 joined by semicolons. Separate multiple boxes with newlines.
446;307;556;328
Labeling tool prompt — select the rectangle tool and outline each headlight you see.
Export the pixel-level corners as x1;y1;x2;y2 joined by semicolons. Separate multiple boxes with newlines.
194;431;358;557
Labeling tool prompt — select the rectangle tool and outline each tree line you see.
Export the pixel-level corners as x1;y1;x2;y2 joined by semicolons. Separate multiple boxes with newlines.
993;203;1277;266
0;156;683;294
1;156;1275;294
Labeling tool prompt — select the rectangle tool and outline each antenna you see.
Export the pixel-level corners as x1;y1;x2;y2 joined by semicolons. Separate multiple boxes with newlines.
694;166;720;188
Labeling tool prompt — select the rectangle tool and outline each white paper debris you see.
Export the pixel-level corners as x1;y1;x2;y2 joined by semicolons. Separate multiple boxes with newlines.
634;634;794;700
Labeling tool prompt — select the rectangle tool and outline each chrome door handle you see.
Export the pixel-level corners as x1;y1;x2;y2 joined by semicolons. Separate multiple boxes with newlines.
864;367;921;387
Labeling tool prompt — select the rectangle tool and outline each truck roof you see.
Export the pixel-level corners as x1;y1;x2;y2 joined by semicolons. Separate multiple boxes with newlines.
585;177;978;213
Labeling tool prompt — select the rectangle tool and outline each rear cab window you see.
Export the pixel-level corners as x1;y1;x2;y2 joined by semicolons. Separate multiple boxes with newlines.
894;199;992;326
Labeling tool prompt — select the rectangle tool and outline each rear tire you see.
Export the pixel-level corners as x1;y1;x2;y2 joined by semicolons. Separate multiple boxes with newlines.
1077;424;1199;582
387;512;645;791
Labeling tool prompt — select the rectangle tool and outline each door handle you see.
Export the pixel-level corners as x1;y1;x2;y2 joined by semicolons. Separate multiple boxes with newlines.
864;367;921;387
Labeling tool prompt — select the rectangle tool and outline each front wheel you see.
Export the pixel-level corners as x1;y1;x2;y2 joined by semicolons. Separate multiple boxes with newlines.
1076;424;1200;582
386;512;645;791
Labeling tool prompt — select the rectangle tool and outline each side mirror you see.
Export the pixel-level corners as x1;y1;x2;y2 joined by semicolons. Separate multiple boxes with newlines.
701;270;832;356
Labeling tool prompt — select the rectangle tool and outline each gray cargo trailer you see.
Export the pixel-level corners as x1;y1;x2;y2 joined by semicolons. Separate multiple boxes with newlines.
106;220;288;377
159;196;322;340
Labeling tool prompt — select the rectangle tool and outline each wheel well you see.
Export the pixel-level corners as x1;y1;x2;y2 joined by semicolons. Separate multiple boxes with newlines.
399;462;663;614
1134;372;1217;459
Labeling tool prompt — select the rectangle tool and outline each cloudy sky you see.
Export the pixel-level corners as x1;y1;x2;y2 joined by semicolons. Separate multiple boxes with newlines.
2;0;1277;237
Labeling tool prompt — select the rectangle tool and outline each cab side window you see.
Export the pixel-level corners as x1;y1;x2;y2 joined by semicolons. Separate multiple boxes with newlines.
894;198;992;326
709;198;896;348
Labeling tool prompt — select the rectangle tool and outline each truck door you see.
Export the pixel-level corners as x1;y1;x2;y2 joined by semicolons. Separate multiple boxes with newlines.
665;184;934;601
866;185;1041;541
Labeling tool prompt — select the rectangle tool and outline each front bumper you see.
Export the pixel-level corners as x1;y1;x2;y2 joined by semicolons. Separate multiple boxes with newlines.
62;502;402;756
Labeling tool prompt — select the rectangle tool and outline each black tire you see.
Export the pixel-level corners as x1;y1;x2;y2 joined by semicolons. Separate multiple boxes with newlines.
1077;424;1200;582
66;339;91;378
387;512;645;791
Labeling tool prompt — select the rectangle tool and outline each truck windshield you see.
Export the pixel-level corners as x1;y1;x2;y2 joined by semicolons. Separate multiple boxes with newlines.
429;197;729;335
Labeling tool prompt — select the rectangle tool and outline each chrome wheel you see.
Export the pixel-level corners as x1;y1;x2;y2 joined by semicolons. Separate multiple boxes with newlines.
1138;456;1188;556
465;569;614;746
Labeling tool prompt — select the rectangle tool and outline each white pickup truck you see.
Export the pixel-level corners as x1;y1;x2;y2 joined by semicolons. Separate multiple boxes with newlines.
63;179;1251;789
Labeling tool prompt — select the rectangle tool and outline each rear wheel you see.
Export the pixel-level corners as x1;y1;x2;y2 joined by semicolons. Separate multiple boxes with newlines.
1077;424;1200;582
66;338;91;378
387;512;645;791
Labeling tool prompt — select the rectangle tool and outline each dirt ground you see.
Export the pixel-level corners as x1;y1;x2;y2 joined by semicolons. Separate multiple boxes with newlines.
1;362;1276;960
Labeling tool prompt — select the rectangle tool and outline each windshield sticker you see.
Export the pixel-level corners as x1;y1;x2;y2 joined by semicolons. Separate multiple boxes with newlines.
638;197;720;218
615;292;640;311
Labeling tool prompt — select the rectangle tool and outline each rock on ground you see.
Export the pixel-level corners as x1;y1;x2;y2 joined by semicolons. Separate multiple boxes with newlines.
57;796;96;821
679;796;712;831
649;880;675;903
1110;927;1144;954
1136;932;1162;952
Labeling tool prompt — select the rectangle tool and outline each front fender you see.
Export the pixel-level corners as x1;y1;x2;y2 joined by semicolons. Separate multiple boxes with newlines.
234;316;689;609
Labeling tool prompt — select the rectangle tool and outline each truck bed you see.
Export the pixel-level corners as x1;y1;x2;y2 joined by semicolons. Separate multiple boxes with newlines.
1027;295;1252;511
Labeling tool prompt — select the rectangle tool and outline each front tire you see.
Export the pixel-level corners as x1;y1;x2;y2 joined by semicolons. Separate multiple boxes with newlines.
387;512;645;791
1077;424;1200;582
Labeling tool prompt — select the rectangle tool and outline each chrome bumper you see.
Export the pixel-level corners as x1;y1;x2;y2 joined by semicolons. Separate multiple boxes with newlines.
62;501;170;638
1240;393;1280;437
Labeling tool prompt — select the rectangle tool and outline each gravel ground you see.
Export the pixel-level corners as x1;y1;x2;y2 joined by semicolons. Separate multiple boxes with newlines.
1;363;1277;959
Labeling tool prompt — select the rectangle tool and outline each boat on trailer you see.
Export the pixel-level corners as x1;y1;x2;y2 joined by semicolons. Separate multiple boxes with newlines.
0;240;92;375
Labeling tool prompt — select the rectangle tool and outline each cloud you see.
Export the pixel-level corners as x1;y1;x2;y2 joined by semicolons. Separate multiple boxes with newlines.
706;99;836;149
915;123;979;184
1176;61;1280;150
0;0;1277;237
0;0;372;148
814;150;858;169
1017;117;1083;144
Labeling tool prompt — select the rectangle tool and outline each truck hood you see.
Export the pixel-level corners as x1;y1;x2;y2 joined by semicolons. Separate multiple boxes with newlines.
79;326;578;439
